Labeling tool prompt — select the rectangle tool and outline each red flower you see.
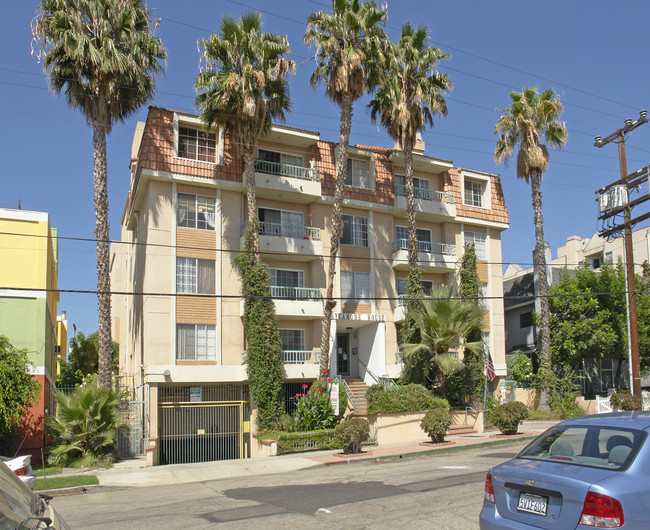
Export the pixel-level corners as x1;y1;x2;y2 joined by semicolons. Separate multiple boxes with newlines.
302;384;309;389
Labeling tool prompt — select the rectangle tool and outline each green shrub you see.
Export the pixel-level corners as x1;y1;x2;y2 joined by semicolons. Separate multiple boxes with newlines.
47;381;123;467
420;408;451;443
276;429;339;454
491;402;529;435
334;417;370;454
610;391;642;411
527;409;561;421
295;379;337;431
366;384;449;415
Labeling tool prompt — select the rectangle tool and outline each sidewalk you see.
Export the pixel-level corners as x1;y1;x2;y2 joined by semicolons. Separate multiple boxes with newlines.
57;420;558;490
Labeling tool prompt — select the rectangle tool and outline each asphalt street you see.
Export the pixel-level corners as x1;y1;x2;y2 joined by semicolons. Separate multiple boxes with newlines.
53;443;525;529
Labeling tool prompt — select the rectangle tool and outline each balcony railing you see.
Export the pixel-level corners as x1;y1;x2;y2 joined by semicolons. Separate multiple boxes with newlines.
242;350;320;364
255;159;319;181
394;184;454;204
270;286;322;300
393;238;456;256
243;220;321;241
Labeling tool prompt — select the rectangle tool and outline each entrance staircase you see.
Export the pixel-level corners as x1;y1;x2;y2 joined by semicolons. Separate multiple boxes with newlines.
342;377;370;414
447;424;478;436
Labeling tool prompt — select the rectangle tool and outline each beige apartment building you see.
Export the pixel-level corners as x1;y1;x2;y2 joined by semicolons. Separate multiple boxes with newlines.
111;107;510;466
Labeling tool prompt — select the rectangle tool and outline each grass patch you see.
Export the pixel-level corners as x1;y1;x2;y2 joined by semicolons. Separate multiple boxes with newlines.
527;409;562;421
34;475;98;491
33;466;63;477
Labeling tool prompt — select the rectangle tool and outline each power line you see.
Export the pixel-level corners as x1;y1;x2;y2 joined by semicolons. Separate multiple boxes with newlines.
3;229;650;269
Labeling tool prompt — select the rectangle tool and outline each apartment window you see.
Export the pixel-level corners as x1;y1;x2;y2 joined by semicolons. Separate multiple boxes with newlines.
464;179;486;208
395;174;430;199
342;215;368;247
177;324;216;361
341;271;370;303
346;158;372;189
520;311;533;328
396;226;432;252
465;231;487;259
590;256;602;269
258;149;302;175
177;193;216;230
480;282;489;309
279;329;305;351
176;257;215;294
605;251;613;262
258;208;304;238
178;126;217;163
270;269;304;288
397;278;433;296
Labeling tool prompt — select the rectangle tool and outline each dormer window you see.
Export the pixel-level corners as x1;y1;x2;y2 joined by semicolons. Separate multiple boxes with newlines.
346;158;373;189
461;171;491;209
178;126;217;163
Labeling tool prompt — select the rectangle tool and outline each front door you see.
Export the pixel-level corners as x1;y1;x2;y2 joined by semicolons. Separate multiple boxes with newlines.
336;333;350;376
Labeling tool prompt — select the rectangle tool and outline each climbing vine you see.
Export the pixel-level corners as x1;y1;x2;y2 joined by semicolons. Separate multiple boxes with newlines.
234;223;284;430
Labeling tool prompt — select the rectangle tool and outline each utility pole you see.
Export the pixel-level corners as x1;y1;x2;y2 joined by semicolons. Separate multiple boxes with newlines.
594;110;648;397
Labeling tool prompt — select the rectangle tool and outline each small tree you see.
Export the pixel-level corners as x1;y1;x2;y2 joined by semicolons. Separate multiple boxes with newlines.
420;408;451;443
47;379;123;467
0;336;41;448
491;402;528;435
58;332;119;387
334;417;370;454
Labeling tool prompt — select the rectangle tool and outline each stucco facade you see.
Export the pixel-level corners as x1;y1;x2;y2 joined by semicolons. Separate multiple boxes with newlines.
111;107;510;465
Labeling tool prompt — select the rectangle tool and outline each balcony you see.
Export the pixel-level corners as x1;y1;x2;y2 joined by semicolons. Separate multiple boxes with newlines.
242;349;320;379
392;238;457;273
255;159;321;203
393;294;407;322
394;184;456;221
239;286;323;319
241;220;322;260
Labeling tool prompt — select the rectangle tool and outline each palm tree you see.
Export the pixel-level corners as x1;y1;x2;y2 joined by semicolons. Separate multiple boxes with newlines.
304;0;387;375
494;87;567;408
369;22;451;292
32;0;166;388
195;12;294;255
401;284;485;381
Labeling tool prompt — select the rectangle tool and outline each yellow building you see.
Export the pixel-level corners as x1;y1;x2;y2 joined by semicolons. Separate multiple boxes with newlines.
0;208;65;461
111;107;510;466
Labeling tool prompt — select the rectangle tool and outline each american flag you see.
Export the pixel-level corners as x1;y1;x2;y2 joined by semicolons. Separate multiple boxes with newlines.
485;350;496;382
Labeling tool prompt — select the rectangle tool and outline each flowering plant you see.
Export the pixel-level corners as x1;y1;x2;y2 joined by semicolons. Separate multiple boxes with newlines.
295;379;336;431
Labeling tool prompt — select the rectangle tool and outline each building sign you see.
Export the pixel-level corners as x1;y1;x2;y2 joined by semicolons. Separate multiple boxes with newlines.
189;386;202;402
330;382;340;416
334;313;385;322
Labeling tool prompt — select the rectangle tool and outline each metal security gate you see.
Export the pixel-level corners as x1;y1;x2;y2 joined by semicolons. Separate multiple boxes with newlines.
158;384;250;466
116;384;148;457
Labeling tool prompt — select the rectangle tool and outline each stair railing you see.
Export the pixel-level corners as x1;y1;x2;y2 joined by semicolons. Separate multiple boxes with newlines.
334;376;357;412
465;406;479;426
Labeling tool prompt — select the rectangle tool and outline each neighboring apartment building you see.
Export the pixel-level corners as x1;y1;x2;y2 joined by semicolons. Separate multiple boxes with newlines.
111;107;510;466
503;229;650;395
0;208;65;461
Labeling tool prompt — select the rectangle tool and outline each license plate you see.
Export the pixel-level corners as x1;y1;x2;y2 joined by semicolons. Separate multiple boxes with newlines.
517;492;548;516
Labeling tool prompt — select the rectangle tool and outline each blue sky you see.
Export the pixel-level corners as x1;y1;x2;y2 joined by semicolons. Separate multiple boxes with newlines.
2;1;650;334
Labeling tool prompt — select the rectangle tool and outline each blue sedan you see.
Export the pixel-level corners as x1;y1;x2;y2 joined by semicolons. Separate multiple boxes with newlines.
480;412;650;529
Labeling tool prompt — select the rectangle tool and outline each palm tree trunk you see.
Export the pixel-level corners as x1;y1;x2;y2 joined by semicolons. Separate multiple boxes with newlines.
403;138;419;272
243;146;260;257
93;122;112;388
319;94;352;376
530;169;551;409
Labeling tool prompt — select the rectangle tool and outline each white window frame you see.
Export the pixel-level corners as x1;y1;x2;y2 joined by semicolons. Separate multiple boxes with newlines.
465;230;487;260
177;193;216;230
258;148;303;168
461;171;491;209
341;271;370;303
395;174;430;198
176;324;216;361
397;278;433;296
270;268;305;288
342;214;369;247
176;257;215;294
173;113;224;165
279;329;305;351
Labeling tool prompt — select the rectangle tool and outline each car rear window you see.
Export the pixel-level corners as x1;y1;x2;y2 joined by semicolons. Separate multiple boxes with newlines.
517;425;645;471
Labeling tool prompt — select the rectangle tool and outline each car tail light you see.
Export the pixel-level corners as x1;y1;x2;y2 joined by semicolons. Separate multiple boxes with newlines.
484;473;495;504
13;467;28;476
579;491;624;527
